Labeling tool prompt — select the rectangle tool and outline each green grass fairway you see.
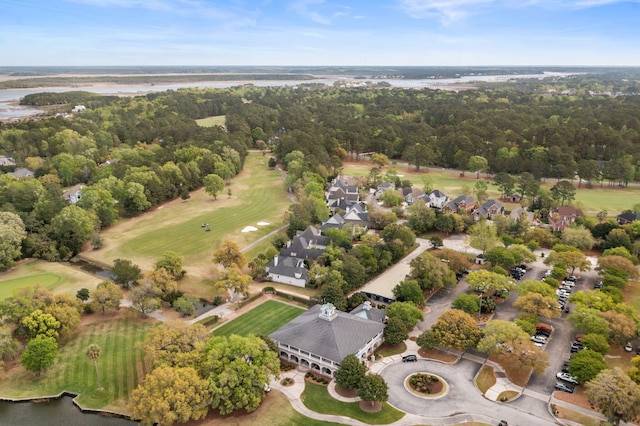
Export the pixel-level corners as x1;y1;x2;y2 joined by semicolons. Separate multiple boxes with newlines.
0;260;106;300
0;311;154;412
80;153;291;296
196;115;226;127
212;300;303;337
301;382;405;424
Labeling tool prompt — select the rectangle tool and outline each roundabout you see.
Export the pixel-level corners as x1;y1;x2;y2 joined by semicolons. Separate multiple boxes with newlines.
404;372;448;399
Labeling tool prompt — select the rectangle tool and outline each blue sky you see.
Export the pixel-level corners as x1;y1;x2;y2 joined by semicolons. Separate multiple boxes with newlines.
1;0;639;66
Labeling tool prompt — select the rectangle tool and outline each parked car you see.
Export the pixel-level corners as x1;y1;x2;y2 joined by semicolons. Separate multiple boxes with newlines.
498;421;508;426
402;354;417;362
263;383;271;393
555;382;575;393
570;342;585;353
557;372;579;384
594;281;603;289
531;335;547;344
532;341;544;349
625;343;633;352
536;329;551;337
637;346;640;355
562;361;570;373
564;276;577;282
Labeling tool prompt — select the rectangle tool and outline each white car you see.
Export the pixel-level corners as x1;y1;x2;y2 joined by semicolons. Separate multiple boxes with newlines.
531;335;547;344
625;343;633;352
556;372;578;384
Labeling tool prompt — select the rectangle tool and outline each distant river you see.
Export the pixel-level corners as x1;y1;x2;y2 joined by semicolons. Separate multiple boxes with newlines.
0;396;136;426
0;72;578;121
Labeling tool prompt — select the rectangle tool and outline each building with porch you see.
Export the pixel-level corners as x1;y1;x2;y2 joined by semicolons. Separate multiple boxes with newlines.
269;303;385;377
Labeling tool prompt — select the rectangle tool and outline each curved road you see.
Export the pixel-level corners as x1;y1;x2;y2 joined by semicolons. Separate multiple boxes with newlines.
379;359;559;426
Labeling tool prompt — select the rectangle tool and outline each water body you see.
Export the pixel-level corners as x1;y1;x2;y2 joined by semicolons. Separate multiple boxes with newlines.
0;71;578;121
0;396;137;426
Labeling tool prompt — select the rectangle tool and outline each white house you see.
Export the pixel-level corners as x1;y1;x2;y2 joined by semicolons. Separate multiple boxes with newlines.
62;184;85;204
265;256;309;287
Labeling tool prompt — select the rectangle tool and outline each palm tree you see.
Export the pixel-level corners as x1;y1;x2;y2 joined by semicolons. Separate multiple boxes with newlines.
85;343;102;389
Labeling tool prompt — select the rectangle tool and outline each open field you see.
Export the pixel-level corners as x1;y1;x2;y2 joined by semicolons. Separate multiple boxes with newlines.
0;310;154;412
0;259;106;300
342;161;640;216
301;382;405;424
212;300;304;337
196;115;226;127
80;153;291;298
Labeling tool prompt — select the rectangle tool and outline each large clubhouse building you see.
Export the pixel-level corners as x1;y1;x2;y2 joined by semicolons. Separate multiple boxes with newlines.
269;303;385;377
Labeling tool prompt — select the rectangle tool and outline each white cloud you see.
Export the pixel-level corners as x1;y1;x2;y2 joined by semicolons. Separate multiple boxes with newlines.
290;0;332;25
398;0;495;24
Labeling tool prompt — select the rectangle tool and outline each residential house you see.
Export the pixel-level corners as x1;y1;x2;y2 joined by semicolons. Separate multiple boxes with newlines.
617;210;640;225
374;182;395;197
424;189;449;209
321;213;345;232
72;105;86;113
473;199;505;220
7;168;34;179
342;203;370;233
0;155;16;167
265;256;309;287
444;195;476;213
509;207;535;223
399;187;425;205
62;184;85;204
279;226;329;260
269;303;385;376
548;206;584;232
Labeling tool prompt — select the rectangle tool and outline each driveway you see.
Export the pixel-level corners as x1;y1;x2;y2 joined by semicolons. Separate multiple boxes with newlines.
378;358;558;426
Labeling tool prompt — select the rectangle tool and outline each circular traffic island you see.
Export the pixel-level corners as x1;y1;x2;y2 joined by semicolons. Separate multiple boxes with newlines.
405;372;448;399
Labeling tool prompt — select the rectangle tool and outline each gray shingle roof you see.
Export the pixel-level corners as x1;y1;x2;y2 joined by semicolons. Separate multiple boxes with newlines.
270;304;385;364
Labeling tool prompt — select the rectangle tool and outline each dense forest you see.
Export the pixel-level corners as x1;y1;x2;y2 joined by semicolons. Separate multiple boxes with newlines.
1;72;640;266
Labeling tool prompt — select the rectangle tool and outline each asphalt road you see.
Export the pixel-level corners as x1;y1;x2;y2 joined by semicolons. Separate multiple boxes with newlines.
379;359;559;426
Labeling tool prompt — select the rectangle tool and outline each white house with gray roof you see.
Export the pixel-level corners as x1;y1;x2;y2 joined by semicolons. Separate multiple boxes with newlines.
270;303;385;376
265;255;309;287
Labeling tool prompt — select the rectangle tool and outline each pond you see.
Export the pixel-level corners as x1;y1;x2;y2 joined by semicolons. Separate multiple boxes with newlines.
0;396;137;425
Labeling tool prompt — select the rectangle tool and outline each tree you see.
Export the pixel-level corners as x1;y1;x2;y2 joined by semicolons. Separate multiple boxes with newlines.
85;343;102;389
154;251;184;279
500;338;549;375
494;172;517;199
513;293;561;320
203;173;224;199
416;330;438;351
474;179;489;203
0;326;21;361
597;255;639;281
335;354;366;389
560;226;595;251
579;334;610;355
21;309;60;341
386;302;424;328
112;258;142;288
544;250;591;275
467;220;500;253
484;246;516;269
567;306;610;335
380;223;415;248
21;336;57;375
144;321;209;369
384;317;409;345
406;199;436;234
379;188;404;207
370;153;389;168
433;248;472;275
130;366;211;426
451;294;480;315
465;270;515;296
358;374;389;407
569;290;615;312
131;283;161;317
50;205;97;258
205;334;280;415
392;280;423;306
408;252;457;292
91;281;123;313
585;368;640;426
76;288;90;302
215;266;252;298
550;180;576;205
629;356;640;384
602;310;637;346
77;187;118;228
431;310;482;351
568;349;606;383
173;294;200;316
0;211;27;271
476;320;529;355
516;279;555;298
319;281;348;311
212;240;246;269
467;155;488;179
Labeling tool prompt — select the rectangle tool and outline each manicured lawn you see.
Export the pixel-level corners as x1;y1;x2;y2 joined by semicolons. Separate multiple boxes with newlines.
0;259;105;300
301;382;405;424
80;153;292;298
212;300;304;337
475;365;496;394
196;115;226;127
623;279;640;315
0;310;154;412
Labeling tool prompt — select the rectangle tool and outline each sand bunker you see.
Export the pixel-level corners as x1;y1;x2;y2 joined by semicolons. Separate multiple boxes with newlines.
257;221;270;226
241;226;258;233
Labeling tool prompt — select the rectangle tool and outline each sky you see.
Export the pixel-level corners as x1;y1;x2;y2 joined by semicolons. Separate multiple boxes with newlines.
1;0;639;66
